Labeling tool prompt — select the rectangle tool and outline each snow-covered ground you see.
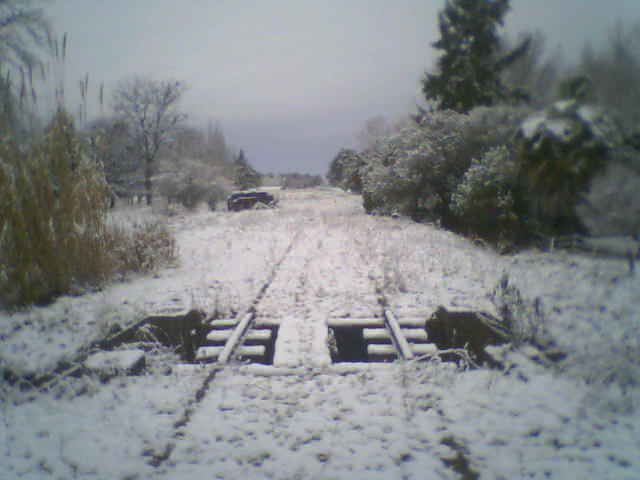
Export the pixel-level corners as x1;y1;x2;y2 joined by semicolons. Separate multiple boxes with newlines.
1;188;638;479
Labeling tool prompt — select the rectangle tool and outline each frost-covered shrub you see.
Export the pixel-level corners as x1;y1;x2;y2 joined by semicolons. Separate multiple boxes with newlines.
451;146;527;248
361;106;531;223
361;110;470;220
175;183;209;210
174;182;229;211
490;274;550;348
108;220;177;274
205;183;230;211
516;99;624;233
327;148;366;192
0;110;113;308
361;148;425;216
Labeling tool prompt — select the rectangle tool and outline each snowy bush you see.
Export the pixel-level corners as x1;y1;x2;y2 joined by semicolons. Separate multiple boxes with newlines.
205;183;230;211
515;99;624;233
327;148;366;192
451;146;527;249
108;220;177;274
157;174;229;212
361;106;530;223
175;183;210;210
361;110;470;220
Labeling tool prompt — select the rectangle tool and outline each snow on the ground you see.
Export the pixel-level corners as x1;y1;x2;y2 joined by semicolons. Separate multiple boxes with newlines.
159;363;453;480
1;187;638;479
504;250;639;389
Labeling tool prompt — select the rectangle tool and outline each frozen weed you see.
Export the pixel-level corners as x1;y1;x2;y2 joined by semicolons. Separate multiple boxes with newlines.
380;251;409;294
490;273;549;347
107;219;177;276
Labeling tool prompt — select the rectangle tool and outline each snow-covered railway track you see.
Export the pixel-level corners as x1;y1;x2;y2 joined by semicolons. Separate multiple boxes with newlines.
192;229;304;366
327;310;435;363
149;229;304;467
151;271;443;470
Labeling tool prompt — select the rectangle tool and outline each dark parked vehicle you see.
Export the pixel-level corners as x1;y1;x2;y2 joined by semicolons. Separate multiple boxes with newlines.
227;191;277;211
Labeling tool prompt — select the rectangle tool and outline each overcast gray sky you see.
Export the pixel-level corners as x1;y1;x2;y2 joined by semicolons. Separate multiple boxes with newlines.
46;0;639;175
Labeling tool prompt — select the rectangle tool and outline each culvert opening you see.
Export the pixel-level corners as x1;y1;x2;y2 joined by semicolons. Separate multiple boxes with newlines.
100;309;208;362
329;326;369;362
239;325;279;365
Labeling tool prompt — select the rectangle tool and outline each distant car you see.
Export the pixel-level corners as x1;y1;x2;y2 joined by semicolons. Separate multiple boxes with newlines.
227;191;277;211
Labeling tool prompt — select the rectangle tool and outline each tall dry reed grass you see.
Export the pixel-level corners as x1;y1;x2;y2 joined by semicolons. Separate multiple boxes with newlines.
0;109;176;309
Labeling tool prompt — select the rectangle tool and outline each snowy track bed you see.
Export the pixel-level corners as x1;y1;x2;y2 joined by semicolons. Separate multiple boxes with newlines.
2;188;639;479
157;363;453;480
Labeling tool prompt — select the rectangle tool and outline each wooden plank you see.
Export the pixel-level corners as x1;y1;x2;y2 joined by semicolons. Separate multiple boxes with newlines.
328;317;384;328
84;349;146;375
206;329;271;343
384;309;414;360
395;310;430;318
196;345;266;361
218;312;254;364
366;341;436;357
245;329;272;341
254;317;281;327
238;365;303;376
208;319;238;329
195;346;223;361
410;343;439;356
206;330;232;342
397;317;427;328
235;345;266;357
367;344;397;356
402;329;429;342
363;328;391;341
146;307;192;317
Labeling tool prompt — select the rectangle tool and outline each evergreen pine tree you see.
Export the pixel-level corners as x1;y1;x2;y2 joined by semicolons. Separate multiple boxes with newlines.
234;149;261;190
422;0;526;113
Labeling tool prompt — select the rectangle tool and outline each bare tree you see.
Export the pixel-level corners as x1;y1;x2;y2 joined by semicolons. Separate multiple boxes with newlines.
112;76;186;204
